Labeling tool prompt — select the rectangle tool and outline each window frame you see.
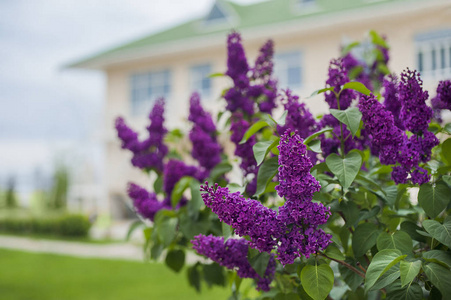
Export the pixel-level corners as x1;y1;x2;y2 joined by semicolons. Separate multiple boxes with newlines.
415;29;451;80
274;50;303;90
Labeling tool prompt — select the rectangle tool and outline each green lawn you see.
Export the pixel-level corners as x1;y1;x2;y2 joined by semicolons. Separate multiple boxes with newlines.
0;249;229;300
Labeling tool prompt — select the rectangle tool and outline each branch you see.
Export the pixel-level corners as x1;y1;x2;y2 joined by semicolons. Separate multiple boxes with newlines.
320;253;366;278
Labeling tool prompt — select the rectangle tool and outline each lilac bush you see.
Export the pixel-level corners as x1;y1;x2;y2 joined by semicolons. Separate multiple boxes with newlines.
116;31;451;299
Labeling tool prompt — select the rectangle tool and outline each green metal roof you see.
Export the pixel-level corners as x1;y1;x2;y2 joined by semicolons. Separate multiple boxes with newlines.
68;0;416;68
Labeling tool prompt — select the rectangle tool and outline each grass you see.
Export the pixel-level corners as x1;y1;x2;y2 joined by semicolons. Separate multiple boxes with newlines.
0;249;229;300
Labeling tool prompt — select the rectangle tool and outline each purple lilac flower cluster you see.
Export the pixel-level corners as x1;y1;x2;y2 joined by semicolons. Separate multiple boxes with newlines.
191;235;276;291
382;74;404;130
230;112;259;195
277;90;319;163
115;99;168;172
398;69;432;134
359;85;438;185
198;132;331;266
275;131;331;265
224;33;278;116
127;183;166;221
188;93;221;171
324;59;355;110
431;80;451;122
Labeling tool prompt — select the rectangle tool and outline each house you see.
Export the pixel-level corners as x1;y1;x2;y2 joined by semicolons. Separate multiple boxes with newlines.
69;0;451;218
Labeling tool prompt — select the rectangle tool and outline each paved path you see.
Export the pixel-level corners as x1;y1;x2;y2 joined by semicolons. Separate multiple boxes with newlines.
0;235;144;261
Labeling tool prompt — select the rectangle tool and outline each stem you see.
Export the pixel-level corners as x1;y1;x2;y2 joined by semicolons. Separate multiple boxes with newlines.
321;253;366;279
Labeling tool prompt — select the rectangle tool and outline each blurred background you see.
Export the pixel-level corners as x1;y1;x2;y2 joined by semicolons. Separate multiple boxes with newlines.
1;0;450;298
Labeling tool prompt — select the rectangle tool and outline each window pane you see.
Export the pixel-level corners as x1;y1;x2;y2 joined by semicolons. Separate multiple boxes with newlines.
440;47;445;69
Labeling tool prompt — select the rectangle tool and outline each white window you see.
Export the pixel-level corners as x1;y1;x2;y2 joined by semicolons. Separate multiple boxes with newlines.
130;70;171;116
415;29;451;80
274;51;302;89
189;63;212;98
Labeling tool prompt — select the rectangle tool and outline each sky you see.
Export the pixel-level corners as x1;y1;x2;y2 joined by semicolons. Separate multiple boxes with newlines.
0;0;260;193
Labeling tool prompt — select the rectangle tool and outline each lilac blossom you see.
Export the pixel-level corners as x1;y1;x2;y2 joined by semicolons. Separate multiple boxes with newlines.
398;69;432;134
115;98;168;172
325;58;355;110
431;80;451;122
277;90;317;138
127;183;166;221
188;93;222;171
191;235;276;291
200;183;279;253
382;74;404;129
163;159;208;196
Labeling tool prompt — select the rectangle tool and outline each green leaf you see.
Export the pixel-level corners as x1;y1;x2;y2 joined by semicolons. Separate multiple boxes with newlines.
386;281;423;300
330;107;362;137
248;251;271;277
418;182;451;218
171;176;192;208
338;259;363;291
443;175;451;188
352;222;381;257
208;72;225;78
423;217;451;248
400;260;422;287
304;127;333;145
376;231;413;255
444;123;451;134
306;139;322;153
209;162;233;179
239;120;268;144
126;220;143;241
308;87;335;98
165;249;185;273
179;213;209;240
254;156;279;197
326;150;362;190
260;114;278;130
339;200;359;225
278;110;288;127
154;175;163;194
188;180;202;219
227;183;245;194
424;262;451;296
157;217;178;247
400;221;427;243
365;249;406;291
369;30;389;49
150;242;164;260
342;82;371;96
301;264;334;300
253;139;279;166
187;264;201;292
423;250;451;269
203;263;225;287
275;293;300;300
324;244;345;261
442;138;451;165
222;222;234;241
371;264;400;291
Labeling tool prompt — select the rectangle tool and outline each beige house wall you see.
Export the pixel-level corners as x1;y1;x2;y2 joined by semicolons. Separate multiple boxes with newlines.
103;4;451;218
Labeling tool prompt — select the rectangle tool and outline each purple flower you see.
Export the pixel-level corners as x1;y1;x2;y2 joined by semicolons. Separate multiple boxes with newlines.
342;52;373;91
431;80;451;122
115;117;140;152
325;59;355;110
275;131;321;203
382;74;404;129
188;93;216;134
226;32;249;89
252;40;274;81
115;98;168;172
188;93;222;171
277;90;317;139
191;235;275;291
398;69;432;134
200;183;279;253
127;183;166;221
163;160;208;196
